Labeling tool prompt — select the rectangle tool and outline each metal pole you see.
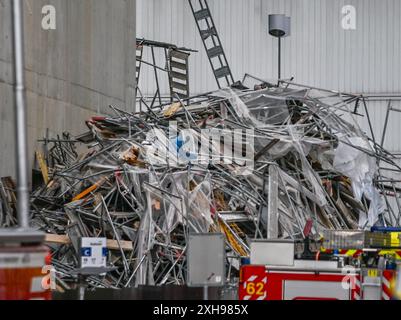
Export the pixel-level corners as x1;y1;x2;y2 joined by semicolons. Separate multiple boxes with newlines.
150;46;162;107
11;0;30;229
380;100;392;147
278;37;281;81
203;285;208;300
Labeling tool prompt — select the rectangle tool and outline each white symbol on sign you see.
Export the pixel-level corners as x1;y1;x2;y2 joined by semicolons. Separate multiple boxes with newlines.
341;5;356;30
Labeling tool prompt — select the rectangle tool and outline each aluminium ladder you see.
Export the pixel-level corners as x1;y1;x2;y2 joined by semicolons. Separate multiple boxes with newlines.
135;41;144;97
168;49;191;99
188;0;235;89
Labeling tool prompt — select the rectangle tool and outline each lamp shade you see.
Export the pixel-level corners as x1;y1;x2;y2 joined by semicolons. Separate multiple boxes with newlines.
269;14;291;38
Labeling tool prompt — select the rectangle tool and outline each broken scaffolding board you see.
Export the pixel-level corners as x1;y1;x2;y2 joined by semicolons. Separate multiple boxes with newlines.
169;49;190;99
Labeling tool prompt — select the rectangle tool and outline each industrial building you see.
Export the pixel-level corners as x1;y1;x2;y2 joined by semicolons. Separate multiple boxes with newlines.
0;0;400;301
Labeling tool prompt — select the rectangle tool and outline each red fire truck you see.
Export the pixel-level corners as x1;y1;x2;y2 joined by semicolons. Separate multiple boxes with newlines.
239;238;398;300
0;230;51;300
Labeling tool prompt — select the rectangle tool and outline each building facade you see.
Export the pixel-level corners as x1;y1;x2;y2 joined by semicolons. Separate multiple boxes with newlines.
137;0;401;153
0;0;136;177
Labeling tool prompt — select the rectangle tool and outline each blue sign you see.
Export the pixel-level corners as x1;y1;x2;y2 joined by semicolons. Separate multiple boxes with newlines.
81;247;92;257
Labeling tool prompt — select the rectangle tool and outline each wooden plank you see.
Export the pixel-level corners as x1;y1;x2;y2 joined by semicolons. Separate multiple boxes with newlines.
45;234;69;244
71;177;107;202
36;151;49;185
44;234;133;251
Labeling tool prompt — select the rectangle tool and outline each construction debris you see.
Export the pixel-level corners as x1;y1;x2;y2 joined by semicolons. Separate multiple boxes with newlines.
2;79;401;289
0;177;18;227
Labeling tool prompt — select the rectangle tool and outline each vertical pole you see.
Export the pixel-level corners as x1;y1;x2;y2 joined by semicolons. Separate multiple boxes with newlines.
78;275;86;301
278;37;281;81
380;101;392;147
151;46;162;108
395;264;401;300
267;165;278;238
165;48;173;103
11;0;29;229
203;285;208;300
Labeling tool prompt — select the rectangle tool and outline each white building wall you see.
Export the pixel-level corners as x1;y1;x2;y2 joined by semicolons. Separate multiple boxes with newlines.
137;0;401;152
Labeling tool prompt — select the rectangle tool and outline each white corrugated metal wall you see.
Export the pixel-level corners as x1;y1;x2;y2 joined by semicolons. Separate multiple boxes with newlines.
136;0;401;153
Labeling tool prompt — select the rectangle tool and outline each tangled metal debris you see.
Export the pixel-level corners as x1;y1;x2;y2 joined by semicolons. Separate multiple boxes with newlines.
2;77;401;289
0;177;18;228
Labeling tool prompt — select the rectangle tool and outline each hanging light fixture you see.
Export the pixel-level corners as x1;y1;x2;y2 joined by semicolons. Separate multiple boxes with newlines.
268;14;291;82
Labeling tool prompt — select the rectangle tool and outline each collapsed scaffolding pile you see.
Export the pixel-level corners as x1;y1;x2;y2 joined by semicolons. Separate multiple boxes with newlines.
17;80;401;289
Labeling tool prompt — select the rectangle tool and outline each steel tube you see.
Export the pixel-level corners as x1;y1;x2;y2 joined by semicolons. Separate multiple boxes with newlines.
11;0;29;229
203;285;208;300
278;37;281;80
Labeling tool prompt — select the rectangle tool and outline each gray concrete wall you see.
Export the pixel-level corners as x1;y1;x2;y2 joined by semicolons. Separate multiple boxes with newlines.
0;0;136;178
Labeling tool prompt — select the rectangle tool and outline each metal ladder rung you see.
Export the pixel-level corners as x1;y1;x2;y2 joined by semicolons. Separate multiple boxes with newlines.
170;61;187;71
194;8;210;20
215;66;230;79
207;46;223;58
170;50;190;61
170;71;188;81
200;27;217;40
171;81;188;91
